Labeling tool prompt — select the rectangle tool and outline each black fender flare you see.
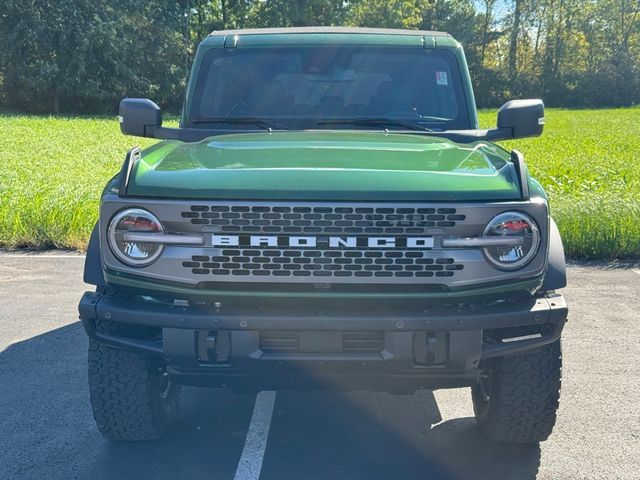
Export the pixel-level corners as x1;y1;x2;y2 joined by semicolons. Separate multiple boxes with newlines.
83;223;106;287
541;217;567;291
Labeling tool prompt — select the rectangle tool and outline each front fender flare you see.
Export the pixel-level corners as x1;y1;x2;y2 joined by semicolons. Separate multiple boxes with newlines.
541;217;567;291
83;223;106;287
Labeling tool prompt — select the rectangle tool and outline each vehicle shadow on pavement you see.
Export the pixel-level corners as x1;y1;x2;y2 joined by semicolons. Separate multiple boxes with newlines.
91;386;257;480
261;389;540;480
0;323;256;480
0;323;540;480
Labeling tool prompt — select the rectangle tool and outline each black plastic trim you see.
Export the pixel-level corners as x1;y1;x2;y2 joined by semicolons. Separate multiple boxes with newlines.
511;150;530;201
138;126;523;144
167;368;479;392
118;147;141;197
79;290;567;392
542;217;567;291
104;267;545;300
83;224;106;287
81;317;163;356
480;299;565;358
79;290;566;336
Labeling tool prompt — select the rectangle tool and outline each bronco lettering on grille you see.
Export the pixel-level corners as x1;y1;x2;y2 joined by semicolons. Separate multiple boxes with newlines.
211;235;434;249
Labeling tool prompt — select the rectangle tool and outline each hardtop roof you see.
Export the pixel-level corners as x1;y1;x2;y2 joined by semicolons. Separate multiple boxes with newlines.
208;26;451;38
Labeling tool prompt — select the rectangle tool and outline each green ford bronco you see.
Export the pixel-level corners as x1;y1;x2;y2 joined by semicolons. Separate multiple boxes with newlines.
79;27;568;443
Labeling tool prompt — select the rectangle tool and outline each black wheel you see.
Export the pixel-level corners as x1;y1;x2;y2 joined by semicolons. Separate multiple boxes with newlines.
88;327;180;441
472;340;562;444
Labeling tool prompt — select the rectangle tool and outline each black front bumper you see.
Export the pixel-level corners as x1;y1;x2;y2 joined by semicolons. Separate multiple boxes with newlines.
79;291;567;393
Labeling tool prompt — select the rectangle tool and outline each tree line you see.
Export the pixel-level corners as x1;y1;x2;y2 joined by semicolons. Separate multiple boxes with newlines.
0;0;638;113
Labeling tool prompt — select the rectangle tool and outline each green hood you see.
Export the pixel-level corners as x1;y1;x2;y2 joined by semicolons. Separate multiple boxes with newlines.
127;131;521;201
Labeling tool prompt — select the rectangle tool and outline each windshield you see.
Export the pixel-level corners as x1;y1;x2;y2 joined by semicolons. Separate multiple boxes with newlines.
188;46;470;131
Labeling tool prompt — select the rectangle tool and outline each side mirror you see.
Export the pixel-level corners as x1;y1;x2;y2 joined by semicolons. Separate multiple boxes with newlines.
118;98;179;139
119;98;162;137
496;99;545;139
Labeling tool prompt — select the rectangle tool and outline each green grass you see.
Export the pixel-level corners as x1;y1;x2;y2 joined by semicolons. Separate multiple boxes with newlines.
0;109;639;258
0;116;161;250
479;108;640;259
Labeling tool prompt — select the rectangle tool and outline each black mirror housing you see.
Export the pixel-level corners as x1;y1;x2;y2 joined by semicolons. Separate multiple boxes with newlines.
497;99;545;139
119;98;162;137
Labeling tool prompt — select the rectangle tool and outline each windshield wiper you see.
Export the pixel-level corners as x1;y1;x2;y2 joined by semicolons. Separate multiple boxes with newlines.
192;116;288;130
316;117;432;132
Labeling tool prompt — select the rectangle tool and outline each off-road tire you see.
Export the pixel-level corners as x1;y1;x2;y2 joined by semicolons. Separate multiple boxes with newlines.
472;340;561;444
88;335;180;441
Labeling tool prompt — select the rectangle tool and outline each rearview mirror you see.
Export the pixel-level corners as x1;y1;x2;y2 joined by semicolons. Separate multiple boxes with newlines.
118;98;179;139
496;99;545;139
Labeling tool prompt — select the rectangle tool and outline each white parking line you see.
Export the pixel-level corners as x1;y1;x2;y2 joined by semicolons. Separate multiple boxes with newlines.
233;391;277;480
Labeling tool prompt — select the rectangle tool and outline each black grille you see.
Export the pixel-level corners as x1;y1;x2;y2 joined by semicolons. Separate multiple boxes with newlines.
184;250;463;279
259;331;385;354
182;205;465;235
259;331;299;352
343;332;386;353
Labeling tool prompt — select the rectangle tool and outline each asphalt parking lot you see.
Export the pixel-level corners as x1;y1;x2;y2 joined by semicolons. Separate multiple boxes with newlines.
1;254;639;480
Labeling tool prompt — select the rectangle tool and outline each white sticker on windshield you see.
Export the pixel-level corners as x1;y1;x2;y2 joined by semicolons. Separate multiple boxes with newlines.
436;71;448;86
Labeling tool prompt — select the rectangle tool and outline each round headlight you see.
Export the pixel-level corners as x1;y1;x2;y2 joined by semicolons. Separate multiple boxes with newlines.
483;212;540;270
108;208;164;267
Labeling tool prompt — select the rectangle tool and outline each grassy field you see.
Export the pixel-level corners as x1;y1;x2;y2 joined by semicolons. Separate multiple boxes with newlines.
0;108;638;258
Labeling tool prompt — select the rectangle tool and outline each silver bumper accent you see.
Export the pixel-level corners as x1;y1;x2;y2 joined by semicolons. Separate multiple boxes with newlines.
441;236;524;248
123;232;204;245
